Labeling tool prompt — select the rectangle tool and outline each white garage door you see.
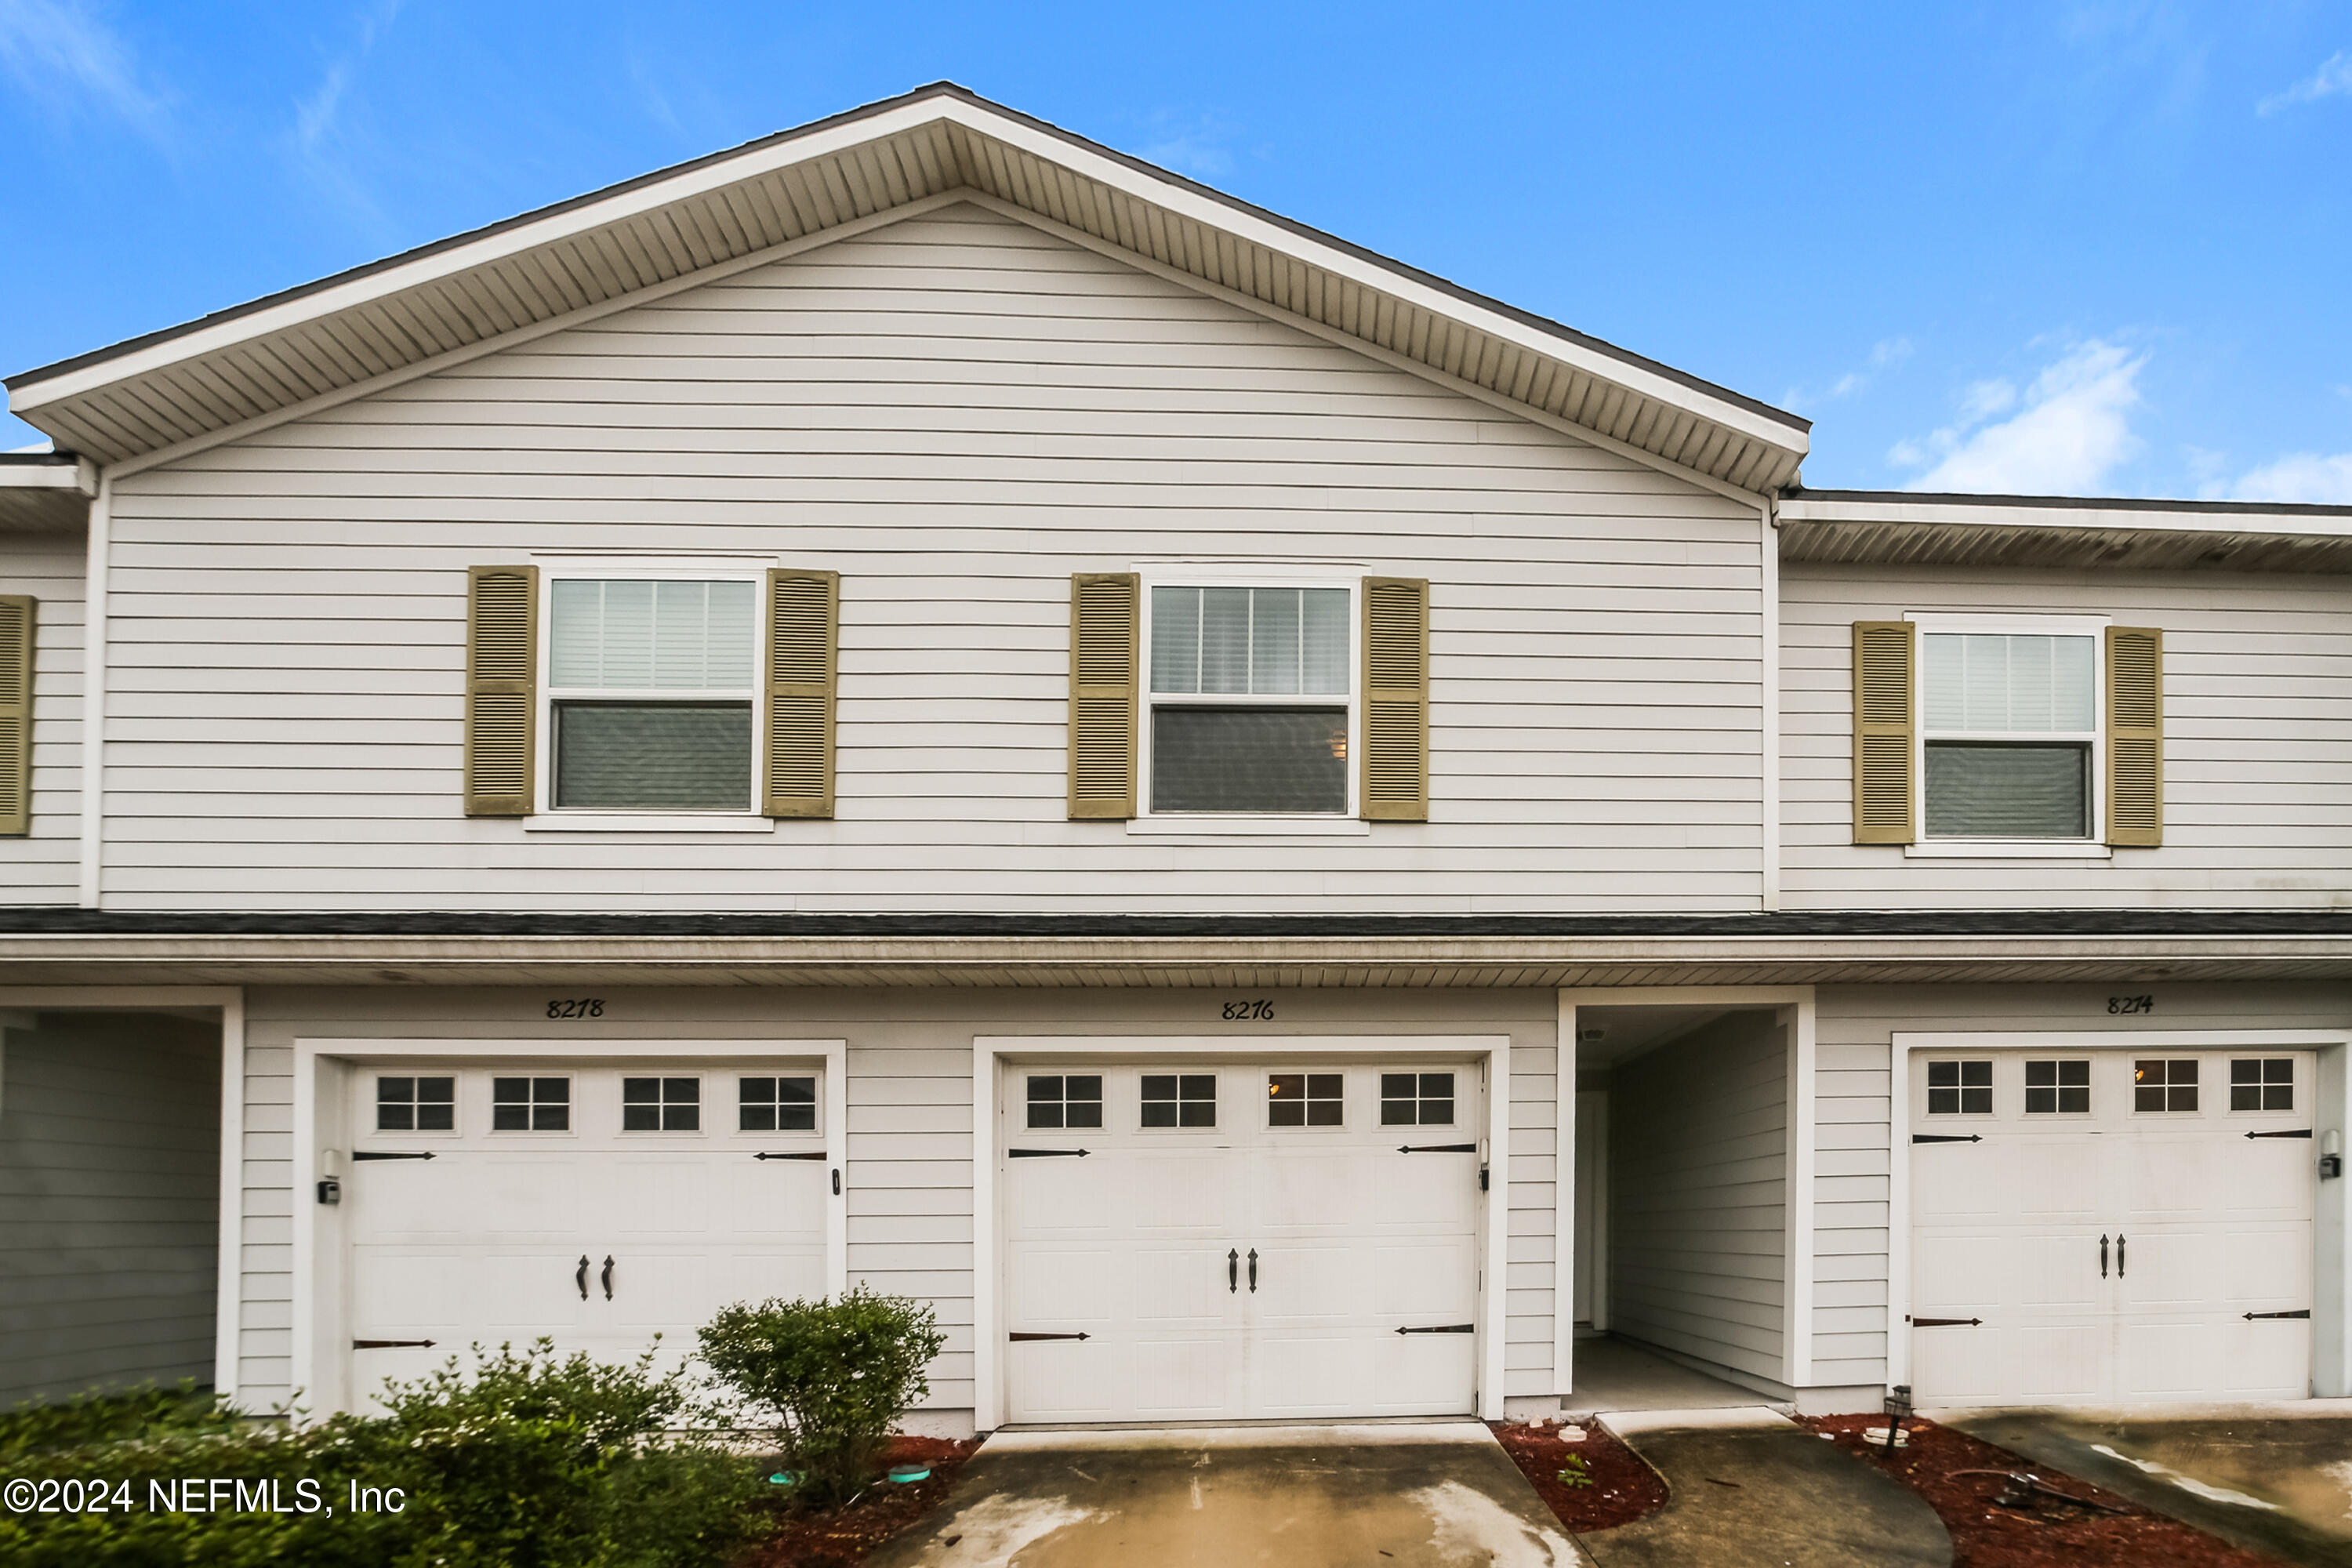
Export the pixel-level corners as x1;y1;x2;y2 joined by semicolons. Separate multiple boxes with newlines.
344;1061;829;1408
1002;1062;1484;1425
1910;1048;2316;1405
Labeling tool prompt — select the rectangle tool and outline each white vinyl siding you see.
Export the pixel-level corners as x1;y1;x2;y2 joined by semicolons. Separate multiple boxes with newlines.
1784;563;2352;906
0;535;84;903
0;1013;220;1405
98;204;1762;913
1606;1010;1788;1391
1806;980;2352;1389
230;985;1561;1422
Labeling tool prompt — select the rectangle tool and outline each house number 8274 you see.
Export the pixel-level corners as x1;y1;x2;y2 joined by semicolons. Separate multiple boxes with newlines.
1221;1000;1275;1021
546;999;605;1019
2107;996;2154;1015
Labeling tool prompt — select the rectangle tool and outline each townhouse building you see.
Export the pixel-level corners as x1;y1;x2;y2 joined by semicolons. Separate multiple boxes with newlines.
2;85;2347;1432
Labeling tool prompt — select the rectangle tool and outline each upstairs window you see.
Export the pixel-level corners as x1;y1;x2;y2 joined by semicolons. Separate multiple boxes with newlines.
1919;632;2098;840
1145;585;1352;815
545;578;757;811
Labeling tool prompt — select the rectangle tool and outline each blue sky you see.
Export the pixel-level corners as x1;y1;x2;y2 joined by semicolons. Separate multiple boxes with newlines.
3;1;2350;499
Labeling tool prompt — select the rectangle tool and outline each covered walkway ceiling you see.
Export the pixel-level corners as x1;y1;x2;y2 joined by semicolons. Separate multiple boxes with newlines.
6;84;1809;494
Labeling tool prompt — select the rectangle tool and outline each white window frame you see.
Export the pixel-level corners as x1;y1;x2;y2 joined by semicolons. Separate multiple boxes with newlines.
1904;612;2109;858
532;563;769;829
1135;571;1362;822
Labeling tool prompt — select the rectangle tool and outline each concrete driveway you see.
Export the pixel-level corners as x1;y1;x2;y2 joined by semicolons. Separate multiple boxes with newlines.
864;1423;1589;1568
1947;1408;2352;1568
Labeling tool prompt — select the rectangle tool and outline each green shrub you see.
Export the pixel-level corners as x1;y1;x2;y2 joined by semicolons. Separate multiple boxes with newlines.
0;1342;766;1568
0;1381;241;1461
697;1287;946;1505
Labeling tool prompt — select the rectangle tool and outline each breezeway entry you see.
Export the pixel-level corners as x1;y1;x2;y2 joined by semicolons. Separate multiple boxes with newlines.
978;1039;1508;1428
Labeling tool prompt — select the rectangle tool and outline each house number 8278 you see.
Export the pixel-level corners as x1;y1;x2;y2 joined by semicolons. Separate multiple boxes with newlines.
546;999;605;1019
1221;1000;1275;1021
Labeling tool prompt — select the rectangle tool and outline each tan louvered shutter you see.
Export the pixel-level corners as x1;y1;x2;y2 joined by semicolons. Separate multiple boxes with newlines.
1068;573;1139;818
1361;577;1430;822
1852;620;1915;844
0;595;33;836
2105;626;2162;847
463;566;537;816
764;568;838;818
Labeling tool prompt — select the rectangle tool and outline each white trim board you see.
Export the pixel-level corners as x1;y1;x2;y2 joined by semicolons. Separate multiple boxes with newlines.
286;1036;848;1417
968;1033;1512;1432
1886;1025;2352;1400
1556;986;1817;1399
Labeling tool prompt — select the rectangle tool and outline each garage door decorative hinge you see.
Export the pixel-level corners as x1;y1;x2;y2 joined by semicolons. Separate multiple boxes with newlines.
352;1151;435;1161
1907;1316;1982;1327
2244;1308;2310;1320
1911;1134;1981;1145
1007;1148;1090;1158
1397;1142;1477;1154
1395;1323;1475;1335
753;1151;826;1160
2245;1128;2313;1139
1007;1331;1091;1341
353;1339;436;1349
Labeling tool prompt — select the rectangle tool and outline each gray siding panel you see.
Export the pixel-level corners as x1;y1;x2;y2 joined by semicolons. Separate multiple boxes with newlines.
105;204;1762;913
0;1013;220;1404
0;534;85;904
235;985;1559;1416
1606;1010;1788;1387
1782;562;2352;908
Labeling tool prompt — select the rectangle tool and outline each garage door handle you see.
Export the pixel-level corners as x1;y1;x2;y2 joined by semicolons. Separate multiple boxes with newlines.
2115;1235;2125;1278
601;1256;615;1300
575;1255;590;1300
1248;1248;1258;1292
1229;1248;1239;1293
2099;1234;2108;1278
2245;1308;2310;1320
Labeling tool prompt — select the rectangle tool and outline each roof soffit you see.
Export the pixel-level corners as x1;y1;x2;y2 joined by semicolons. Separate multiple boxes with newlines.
7;86;1808;494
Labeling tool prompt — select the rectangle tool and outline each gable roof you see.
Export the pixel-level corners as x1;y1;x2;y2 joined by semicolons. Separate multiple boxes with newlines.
5;83;1809;492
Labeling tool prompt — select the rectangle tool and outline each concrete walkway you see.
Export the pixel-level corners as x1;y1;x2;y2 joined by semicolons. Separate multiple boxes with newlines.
1566;1338;1780;1417
1581;1407;1951;1568
1949;1409;2352;1568
866;1423;1591;1568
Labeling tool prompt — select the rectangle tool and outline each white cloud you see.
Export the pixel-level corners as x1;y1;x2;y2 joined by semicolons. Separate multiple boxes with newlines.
1891;340;2147;495
1782;336;1913;412
2219;452;2352;504
0;0;165;132
286;0;403;227
2259;49;2352;114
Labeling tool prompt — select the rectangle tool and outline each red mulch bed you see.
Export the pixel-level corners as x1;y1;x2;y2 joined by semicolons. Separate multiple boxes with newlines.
732;1436;982;1568
1802;1414;2287;1568
1490;1419;1670;1533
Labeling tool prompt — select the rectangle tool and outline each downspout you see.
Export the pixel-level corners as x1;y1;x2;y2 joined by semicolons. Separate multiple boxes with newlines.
78;468;110;909
1760;492;1781;912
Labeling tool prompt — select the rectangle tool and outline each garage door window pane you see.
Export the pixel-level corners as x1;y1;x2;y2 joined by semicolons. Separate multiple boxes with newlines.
376;1076;454;1132
1381;1072;1455;1127
1269;1073;1344;1127
2024;1060;2090;1115
1926;1060;1991;1116
739;1076;817;1132
553;702;753;810
493;1076;569;1131
2133;1058;2198;1113
622;1076;700;1131
1142;1073;1216;1128
2230;1058;2293;1112
1151;707;1348;814
1026;1075;1103;1131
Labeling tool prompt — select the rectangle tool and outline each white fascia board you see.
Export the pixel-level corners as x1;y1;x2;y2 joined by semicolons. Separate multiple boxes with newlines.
950;101;1809;464
1779;494;2352;539
7;100;962;411
0;459;95;495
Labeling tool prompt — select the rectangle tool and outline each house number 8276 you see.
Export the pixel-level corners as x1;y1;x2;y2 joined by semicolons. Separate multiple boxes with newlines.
546;999;605;1019
1221;1000;1275;1021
